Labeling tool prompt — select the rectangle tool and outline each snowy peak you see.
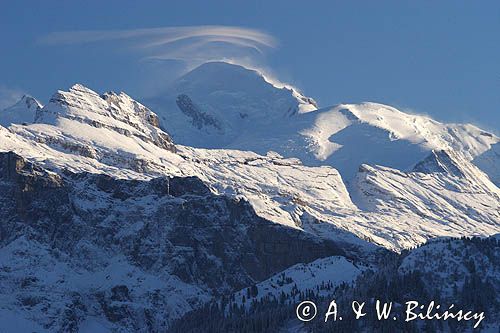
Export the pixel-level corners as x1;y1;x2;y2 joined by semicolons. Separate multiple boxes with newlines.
34;84;175;152
145;68;500;184
305;102;499;163
411;149;498;192
0;94;42;127
285;102;500;182
0;79;497;253
143;61;318;148
413;150;466;177
174;61;318;116
351;148;500;236
19;94;43;111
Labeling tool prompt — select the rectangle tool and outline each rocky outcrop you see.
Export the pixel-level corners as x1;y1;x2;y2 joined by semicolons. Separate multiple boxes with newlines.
176;94;223;132
0;152;344;331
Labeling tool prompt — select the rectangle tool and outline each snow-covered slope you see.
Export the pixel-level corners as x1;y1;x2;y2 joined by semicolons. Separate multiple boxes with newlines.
0;236;209;332
144;62;500;186
474;142;500;186
1;84;498;252
297;103;499;182
351;150;500;243
0;80;498;332
0;152;347;331
232;256;364;308
34;84;176;152
0;95;42;127
144;61;318;148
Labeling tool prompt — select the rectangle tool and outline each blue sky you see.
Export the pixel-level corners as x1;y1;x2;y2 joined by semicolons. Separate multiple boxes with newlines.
1;1;499;133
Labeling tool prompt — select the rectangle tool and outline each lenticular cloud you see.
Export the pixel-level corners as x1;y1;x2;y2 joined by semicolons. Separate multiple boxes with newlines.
39;25;277;65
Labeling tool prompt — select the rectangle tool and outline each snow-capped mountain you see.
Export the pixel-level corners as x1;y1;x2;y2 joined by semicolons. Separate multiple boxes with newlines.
0;151;343;331
1;83;498;252
144;61;318;148
351;150;499;235
0;64;498;332
34;84;176;153
0;95;42;127
296;103;499;183
145;62;500;186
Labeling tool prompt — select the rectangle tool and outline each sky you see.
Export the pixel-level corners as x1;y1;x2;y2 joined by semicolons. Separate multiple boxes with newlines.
1;1;499;133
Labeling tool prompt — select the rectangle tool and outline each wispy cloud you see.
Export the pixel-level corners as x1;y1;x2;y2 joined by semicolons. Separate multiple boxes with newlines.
39;25;277;67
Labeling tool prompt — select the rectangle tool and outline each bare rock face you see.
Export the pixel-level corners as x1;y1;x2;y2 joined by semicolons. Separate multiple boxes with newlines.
176;94;223;132
0;152;344;331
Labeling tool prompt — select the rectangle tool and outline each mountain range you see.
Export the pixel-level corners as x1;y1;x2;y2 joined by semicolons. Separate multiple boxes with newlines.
0;61;498;332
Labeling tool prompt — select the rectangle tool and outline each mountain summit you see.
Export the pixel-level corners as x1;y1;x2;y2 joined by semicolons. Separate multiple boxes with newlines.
144;62;499;184
33;84;176;152
144;61;318;147
2;82;498;253
0;95;42;127
0;73;498;331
